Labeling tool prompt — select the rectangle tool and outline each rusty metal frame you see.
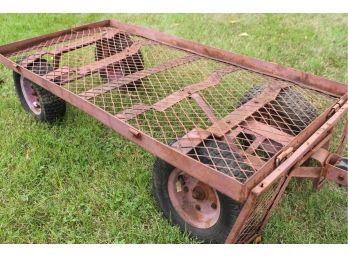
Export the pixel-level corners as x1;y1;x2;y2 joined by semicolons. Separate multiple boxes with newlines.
108;20;347;97
0;19;347;243
226;103;348;243
0;54;248;201
79;54;200;100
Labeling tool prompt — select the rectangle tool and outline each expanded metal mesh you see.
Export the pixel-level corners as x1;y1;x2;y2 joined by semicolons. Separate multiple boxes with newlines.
8;26;337;183
235;176;286;243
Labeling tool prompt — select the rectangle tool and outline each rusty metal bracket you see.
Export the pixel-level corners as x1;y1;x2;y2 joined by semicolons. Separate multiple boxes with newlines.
290;150;348;187
275;147;294;167
290;148;330;179
311;147;330;165
326;164;348;186
325;154;348;186
327;98;346;118
129;127;142;138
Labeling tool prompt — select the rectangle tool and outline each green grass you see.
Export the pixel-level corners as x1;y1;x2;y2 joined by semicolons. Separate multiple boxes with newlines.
0;14;347;243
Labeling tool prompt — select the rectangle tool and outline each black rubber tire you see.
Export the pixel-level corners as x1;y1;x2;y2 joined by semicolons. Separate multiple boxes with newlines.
13;59;66;122
152;141;245;243
239;85;318;135
194;139;254;183
95;32;144;87
336;157;348;171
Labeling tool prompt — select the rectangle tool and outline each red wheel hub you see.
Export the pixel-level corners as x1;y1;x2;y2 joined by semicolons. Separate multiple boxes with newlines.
20;76;41;115
168;168;221;229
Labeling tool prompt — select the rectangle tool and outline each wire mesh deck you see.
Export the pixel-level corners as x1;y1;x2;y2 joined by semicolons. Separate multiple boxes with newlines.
7;26;337;184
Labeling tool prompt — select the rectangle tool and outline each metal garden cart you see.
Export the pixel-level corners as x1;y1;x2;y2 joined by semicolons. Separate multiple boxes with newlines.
0;20;347;243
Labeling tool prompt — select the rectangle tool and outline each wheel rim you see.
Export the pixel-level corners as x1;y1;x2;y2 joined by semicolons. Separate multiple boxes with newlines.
20;76;41;115
168;169;221;229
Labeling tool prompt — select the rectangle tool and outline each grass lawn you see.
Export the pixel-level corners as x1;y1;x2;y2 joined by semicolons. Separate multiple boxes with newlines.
0;14;347;243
